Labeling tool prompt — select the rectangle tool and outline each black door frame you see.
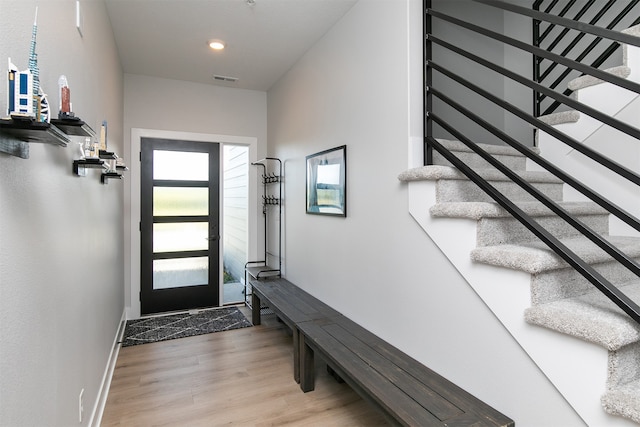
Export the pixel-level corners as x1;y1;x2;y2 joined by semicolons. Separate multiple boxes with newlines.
140;137;220;315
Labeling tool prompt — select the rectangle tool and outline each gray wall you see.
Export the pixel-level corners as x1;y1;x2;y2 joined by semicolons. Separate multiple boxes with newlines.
0;1;124;425
431;0;534;146
267;0;583;425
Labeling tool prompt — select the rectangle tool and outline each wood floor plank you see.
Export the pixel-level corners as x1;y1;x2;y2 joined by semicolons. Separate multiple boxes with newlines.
101;311;389;426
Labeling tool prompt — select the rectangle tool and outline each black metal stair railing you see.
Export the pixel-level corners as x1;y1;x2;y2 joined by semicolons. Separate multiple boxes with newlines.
533;0;640;116
424;0;640;324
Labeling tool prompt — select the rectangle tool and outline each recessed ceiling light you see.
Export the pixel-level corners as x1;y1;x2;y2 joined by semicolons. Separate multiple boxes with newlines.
208;40;225;51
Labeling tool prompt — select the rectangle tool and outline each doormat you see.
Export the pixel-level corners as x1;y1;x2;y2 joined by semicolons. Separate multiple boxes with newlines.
120;306;252;347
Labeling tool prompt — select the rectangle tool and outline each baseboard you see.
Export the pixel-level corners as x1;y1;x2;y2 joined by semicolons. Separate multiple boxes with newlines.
88;309;127;427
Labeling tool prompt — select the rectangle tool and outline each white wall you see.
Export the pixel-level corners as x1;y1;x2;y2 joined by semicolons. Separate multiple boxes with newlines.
267;0;583;425
223;144;249;283
122;74;267;318
0;1;124;425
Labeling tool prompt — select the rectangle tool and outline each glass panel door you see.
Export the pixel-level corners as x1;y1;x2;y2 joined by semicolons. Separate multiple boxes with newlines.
140;138;220;315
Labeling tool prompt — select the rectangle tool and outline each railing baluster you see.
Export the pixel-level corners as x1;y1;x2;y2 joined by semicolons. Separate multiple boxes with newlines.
540;0;597;55
429;60;640;189
542;0;560;15
473;0;640;47
538;0;578;43
539;0;637;86
427;10;640;93
540;8;640;115
538;0;618;82
424;0;433;166
427;132;640;324
425;0;640;326
430;86;640;276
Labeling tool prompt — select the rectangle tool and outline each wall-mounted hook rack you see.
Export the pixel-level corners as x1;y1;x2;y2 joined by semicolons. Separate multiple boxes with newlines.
245;157;283;307
262;195;280;205
262;172;279;184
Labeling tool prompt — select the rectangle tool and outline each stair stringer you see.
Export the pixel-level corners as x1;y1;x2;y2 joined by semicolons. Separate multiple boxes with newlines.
407;179;638;427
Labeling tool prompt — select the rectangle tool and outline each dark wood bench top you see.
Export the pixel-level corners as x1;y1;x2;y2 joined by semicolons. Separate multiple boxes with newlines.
298;317;514;427
249;277;514;427
250;277;341;326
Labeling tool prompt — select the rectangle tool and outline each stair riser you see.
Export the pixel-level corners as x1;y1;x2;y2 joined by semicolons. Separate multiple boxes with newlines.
476;214;610;247
608;341;640;389
436;180;564;203
601;388;640;424
433;151;527;171
531;259;640;305
602;340;640;422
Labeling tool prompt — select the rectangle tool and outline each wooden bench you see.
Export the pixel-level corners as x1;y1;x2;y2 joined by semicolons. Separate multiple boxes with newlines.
250;277;341;383
250;277;514;427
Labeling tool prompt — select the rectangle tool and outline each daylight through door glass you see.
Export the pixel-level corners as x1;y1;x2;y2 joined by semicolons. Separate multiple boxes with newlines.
153;150;209;181
152;149;210;290
153;187;208;216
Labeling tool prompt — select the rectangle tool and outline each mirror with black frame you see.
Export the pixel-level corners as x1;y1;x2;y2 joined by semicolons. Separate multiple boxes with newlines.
306;145;346;217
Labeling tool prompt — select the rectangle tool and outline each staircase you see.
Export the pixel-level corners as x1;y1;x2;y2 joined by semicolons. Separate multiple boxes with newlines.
400;138;640;425
402;21;640;426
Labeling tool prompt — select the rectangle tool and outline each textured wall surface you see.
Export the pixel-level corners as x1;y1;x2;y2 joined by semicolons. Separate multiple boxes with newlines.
0;1;124;425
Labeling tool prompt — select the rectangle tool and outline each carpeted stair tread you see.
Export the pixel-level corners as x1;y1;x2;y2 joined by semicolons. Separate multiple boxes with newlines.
601;380;640;424
525;280;640;351
429;201;608;220
567;65;632;91
471;235;640;274
433;138;539;157
398;165;563;183
537;110;581;126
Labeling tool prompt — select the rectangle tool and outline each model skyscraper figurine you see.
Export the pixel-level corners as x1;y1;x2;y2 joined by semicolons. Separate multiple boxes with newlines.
6;7;49;122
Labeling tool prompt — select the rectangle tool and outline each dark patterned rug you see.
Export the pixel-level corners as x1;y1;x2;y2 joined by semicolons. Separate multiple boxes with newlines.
120;306;252;347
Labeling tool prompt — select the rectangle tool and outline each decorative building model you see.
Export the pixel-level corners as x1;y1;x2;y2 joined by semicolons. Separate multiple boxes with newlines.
58;75;73;119
6;7;49;122
7;59;33;117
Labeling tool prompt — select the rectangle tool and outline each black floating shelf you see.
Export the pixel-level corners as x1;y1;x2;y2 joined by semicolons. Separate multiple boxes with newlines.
50;117;96;138
73;158;104;175
0;118;70;147
98;150;117;159
0;118;70;159
101;171;122;184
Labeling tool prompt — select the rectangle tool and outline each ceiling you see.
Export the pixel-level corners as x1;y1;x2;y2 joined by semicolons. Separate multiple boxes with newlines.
105;0;358;91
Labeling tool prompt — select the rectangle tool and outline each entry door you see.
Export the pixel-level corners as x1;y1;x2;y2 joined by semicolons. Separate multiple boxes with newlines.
140;138;220;315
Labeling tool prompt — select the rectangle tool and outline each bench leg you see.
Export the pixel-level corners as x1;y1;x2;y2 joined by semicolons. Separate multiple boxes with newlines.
327;365;345;383
300;334;315;392
251;292;261;325
293;328;300;383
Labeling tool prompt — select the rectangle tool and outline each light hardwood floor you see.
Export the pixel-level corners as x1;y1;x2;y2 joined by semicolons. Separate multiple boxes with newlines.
101;308;389;426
